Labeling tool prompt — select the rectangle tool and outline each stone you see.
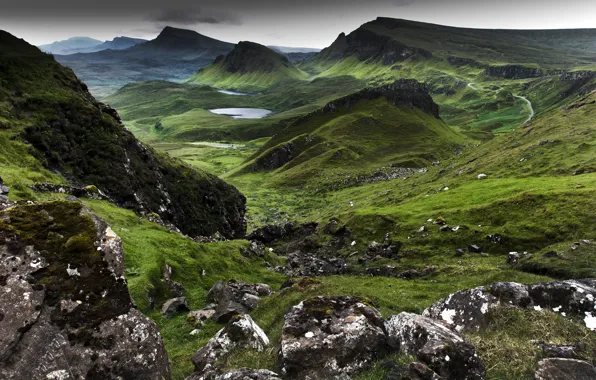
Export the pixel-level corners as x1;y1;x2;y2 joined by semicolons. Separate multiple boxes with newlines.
532;341;580;359
207;280;272;322
191;315;269;373
0;201;170;379
188;309;217;328
161;297;190;317
439;225;452;232
409;362;444;380
535;358;596;380
385;313;485;379
477;174;487;180
186;368;281;380
0;177;9;195
468;244;482;253
213;300;248;324
507;252;521;264
279;296;388;379
424;279;596;332
284;250;347;277
241;293;261;310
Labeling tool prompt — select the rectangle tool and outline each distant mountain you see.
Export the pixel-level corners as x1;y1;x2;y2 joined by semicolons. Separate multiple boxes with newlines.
38;36;103;55
188;41;307;91
81;36;147;53
55;26;234;98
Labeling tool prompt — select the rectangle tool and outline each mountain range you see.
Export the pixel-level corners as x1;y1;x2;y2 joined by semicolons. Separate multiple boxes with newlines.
38;35;147;55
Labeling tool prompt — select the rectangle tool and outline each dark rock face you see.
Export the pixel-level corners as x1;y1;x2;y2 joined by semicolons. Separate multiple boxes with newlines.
0;200;170;379
190;315;269;374
207;280;273;323
447;56;484;68
385;313;485;380
279;296;388;379
320;79;440;118
160;297;190;317
320;28;432;65
484;65;544;79
246;222;317;245
424;279;596;332
532;341;580;359
535;358;596;380
365;265;437;279
31;182;109;200
251;142;295;171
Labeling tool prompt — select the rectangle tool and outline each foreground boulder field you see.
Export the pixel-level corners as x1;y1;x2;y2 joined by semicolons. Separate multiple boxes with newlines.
0;196;171;379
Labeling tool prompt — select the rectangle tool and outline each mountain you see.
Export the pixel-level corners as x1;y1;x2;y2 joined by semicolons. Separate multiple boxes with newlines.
55;26;234;98
81;36;147;52
38;36;103;55
303;17;596;74
0;29;246;238
268;46;321;54
188;41;308;91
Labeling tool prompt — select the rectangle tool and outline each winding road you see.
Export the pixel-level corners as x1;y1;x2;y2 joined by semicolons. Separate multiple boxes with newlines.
468;82;534;124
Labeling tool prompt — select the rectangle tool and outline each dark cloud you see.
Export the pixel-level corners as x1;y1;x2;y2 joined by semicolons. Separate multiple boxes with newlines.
393;0;416;6
148;8;241;26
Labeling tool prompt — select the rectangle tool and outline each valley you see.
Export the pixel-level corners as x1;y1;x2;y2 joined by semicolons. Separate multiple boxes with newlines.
2;14;596;380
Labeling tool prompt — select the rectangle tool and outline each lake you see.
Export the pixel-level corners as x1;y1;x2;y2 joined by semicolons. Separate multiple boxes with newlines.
217;89;254;96
209;108;273;119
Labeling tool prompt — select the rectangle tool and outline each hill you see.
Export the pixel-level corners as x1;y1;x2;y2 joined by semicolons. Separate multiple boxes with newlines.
188;41;308;91
235;79;466;186
38;36;103;55
55;26;234;98
0;29;246;238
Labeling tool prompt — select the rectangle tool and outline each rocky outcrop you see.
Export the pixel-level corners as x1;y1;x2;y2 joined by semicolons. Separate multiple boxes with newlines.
251;142;296;171
385;313;485;379
318;28;432;65
278;296;388;379
484;65;544;79
424;279;596;332
190;315;269;375
0;199;170;379
246;222;317;245
161;297;190;317
207;280;273;323
320;79;440;118
30;182;110;200
447;56;484;68
535;358;596;380
283;250;348;277
0;177;9;195
187;368;281;380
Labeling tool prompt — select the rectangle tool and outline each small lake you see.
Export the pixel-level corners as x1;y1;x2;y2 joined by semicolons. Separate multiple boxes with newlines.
209;108;273;119
217;89;253;96
189;142;246;149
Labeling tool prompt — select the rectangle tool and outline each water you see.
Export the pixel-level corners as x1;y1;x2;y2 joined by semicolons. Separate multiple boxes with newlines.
189;142;246;149
217;89;253;96
209;108;273;119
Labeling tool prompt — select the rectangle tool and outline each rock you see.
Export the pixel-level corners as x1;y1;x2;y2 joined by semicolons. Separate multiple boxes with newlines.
468;244;482;253
484;65;544;79
30;182;109;200
439;225;452;232
187;368;281;380
532;341;580;359
507;252;521;264
284;250;347;277
543;251;560;258
424;279;596;332
188;309;216;328
385;313;485;379
246;222;317;244
161;297;190;317
0;200;170;379
535;358;596;380
241;293;260;310
208;280;228;302
477;174;487;180
213;300;248;324
280;278;297;290
409;362;444;380
191;315;269;373
243;240;266;258
455;248;466;257
0;176;9;195
366;265;437;279
279;296;388;379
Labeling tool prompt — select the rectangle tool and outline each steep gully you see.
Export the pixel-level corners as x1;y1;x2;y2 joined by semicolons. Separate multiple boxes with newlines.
468;82;534;124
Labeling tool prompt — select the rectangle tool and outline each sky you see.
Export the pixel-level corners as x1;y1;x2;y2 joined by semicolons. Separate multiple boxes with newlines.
1;0;594;48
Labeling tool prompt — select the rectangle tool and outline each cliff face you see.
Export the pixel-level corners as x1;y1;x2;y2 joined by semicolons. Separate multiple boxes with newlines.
320;79;440;118
317;29;432;65
214;41;292;74
0;198;171;379
0;30;246;239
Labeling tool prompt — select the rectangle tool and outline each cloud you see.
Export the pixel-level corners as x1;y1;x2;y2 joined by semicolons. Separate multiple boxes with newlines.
148;8;241;26
393;0;416;6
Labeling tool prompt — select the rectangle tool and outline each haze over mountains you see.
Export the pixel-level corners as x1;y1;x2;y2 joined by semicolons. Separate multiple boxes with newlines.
39;36;148;55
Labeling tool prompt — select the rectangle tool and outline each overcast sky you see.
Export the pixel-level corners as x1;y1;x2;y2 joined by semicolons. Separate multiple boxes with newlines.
2;0;594;48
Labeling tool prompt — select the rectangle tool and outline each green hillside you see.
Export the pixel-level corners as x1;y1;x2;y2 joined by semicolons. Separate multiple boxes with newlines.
188;41;308;91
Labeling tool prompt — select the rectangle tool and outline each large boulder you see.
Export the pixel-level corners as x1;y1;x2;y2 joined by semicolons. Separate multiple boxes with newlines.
535;358;596;380
424;279;596;332
0;176;9;195
190;315;269;374
0;200;170;379
385;313;485;380
278;296;388;379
